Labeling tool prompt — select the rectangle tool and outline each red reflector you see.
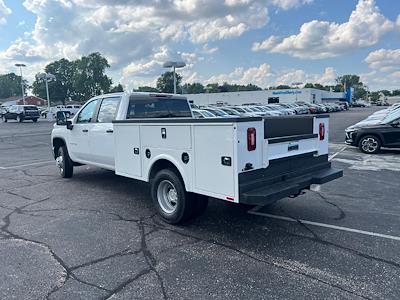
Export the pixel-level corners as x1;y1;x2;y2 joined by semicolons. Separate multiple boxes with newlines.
319;123;325;140
247;127;256;151
226;197;234;201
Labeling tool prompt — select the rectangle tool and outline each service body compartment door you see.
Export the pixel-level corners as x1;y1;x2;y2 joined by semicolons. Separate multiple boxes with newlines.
114;124;142;178
193;124;236;200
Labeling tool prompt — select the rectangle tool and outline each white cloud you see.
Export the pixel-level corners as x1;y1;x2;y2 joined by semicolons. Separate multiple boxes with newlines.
365;49;400;72
361;70;400;91
0;0;11;25
270;0;313;10
206;63;274;87
204;63;336;88
253;0;395;59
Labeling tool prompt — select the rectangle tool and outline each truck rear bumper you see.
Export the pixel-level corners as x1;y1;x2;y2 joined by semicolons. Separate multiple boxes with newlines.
239;153;343;206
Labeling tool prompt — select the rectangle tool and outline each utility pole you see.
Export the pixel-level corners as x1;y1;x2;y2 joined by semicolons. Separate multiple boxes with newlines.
15;63;26;105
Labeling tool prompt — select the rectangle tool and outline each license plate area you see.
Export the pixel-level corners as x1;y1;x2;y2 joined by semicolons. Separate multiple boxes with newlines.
288;143;299;151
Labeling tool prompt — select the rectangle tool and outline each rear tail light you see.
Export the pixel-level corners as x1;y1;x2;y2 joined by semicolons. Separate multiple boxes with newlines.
247;127;256;151
319;123;325;140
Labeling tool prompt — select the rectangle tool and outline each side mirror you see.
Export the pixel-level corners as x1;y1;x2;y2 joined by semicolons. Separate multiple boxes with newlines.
56;111;67;126
66;120;73;130
56;111;73;130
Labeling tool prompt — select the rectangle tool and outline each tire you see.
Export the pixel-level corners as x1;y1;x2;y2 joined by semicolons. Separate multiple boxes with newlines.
358;135;381;154
190;194;208;219
17;115;23;123
150;169;193;224
32;118;38;123
56;145;73;178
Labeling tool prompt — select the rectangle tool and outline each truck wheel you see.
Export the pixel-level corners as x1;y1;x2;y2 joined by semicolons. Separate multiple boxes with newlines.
56;145;73;178
151;169;192;224
359;135;381;154
190;194;208;219
32;118;38;123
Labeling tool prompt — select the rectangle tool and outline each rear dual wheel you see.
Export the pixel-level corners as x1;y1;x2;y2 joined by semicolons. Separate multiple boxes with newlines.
150;169;208;224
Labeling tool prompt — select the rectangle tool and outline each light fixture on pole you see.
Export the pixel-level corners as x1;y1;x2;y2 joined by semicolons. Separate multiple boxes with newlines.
38;73;56;111
163;61;186;94
15;63;27;105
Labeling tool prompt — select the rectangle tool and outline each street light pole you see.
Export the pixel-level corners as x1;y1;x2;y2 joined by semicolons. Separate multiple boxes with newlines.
38;73;56;113
15;63;26;105
163;61;186;94
173;65;176;94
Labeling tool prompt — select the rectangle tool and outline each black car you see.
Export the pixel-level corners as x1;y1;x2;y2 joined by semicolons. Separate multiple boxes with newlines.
345;117;400;154
2;105;40;122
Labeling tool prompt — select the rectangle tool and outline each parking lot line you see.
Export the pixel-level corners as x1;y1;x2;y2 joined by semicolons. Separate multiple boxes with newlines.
248;206;400;242
328;145;347;161
0;160;54;169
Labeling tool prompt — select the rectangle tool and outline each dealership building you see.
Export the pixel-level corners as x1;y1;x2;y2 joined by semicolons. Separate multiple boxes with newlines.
185;88;348;106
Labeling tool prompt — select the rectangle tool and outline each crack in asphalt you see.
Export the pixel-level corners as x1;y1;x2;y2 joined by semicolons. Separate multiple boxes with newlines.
311;190;346;220
1;187;396;299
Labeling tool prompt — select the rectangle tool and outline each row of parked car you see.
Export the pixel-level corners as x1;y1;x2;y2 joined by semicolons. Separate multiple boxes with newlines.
0;104;82;123
191;101;349;118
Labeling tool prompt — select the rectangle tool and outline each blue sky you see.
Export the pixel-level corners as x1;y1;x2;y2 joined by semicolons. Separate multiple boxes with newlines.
0;0;399;91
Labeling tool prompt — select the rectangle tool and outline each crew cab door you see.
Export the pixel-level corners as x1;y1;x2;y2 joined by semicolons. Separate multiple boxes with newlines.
69;99;100;162
90;96;121;168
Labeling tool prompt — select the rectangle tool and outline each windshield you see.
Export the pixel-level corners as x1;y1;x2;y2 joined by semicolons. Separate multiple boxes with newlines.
201;110;216;117
24;106;38;111
204;108;227;117
382;110;400;124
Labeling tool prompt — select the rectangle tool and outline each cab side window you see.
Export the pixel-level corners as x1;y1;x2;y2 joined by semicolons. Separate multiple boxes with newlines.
76;99;99;123
97;97;121;123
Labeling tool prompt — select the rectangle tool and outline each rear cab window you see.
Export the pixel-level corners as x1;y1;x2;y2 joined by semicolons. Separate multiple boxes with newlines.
126;96;192;119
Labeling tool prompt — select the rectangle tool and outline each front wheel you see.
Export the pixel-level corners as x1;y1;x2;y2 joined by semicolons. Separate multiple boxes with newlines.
32;118;38;123
359;135;381;154
150;169;193;224
56;145;73;178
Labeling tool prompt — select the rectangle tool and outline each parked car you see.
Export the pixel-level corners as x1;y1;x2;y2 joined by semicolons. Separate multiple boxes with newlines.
2;105;40;122
0;106;8;118
202;107;236;118
345;112;400;153
192;109;217;118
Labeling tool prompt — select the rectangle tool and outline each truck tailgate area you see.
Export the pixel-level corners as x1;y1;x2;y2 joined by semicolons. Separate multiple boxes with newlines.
239;153;342;206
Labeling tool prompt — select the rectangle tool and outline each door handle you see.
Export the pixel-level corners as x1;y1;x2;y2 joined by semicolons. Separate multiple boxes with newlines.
106;129;114;133
82;129;88;132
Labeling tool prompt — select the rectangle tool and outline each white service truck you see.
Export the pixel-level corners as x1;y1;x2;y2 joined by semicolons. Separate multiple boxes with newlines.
52;92;342;224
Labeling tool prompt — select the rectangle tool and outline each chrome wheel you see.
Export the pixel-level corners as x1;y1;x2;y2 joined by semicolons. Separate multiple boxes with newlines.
56;151;64;174
157;180;178;214
361;137;379;153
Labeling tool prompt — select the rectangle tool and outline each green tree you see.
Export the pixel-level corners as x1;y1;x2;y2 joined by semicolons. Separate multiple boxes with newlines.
182;82;205;94
32;58;75;105
156;71;182;93
205;83;219;93
73;52;112;101
392;90;400;96
136;86;159;92
0;73;27;99
110;84;124;93
275;85;291;90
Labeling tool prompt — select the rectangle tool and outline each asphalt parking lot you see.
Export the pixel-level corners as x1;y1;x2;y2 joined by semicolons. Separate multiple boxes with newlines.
0;107;399;300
